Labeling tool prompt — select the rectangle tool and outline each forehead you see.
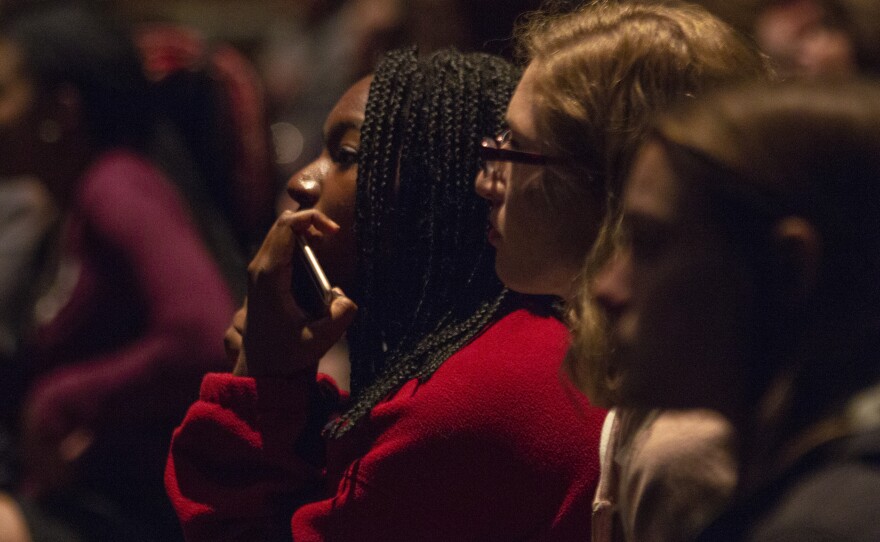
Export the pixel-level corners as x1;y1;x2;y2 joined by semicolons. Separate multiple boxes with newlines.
324;75;371;133
505;63;540;140
623;141;682;222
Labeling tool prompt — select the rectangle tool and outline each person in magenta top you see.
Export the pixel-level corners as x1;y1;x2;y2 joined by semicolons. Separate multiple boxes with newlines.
165;47;606;541
0;3;237;541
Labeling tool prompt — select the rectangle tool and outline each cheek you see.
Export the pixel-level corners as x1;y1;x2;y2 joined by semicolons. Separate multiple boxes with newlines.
494;177;589;295
323;228;357;292
313;171;358;291
504;177;564;249
500;188;555;263
621;248;754;409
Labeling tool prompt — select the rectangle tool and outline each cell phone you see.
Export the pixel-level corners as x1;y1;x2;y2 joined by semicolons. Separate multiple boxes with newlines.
291;234;333;319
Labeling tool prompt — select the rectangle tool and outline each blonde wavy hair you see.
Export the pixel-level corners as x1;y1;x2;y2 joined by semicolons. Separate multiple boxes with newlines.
515;1;771;405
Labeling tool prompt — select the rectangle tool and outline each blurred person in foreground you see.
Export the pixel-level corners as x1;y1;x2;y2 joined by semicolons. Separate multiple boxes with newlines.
592;79;880;541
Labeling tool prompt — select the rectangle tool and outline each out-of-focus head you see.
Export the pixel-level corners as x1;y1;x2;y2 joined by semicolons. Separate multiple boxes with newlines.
593;81;880;425
314;48;518;436
0;2;150;171
751;0;880;78
0;20;38;179
754;0;857;78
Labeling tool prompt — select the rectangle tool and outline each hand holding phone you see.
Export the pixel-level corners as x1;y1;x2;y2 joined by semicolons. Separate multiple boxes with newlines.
238;209;356;377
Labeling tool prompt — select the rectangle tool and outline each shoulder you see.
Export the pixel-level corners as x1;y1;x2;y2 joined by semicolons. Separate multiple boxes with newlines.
619;409;738;542
709;429;880;542
427;307;578;416
454;306;569;376
749;457;880;542
344;308;603;538
624;409;736;482
417;306;605;452
82;149;166;184
370;306;603;445
77;149;179;208
75;150;197;235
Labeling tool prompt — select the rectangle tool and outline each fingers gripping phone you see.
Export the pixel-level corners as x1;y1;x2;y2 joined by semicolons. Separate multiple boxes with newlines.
292;235;333;319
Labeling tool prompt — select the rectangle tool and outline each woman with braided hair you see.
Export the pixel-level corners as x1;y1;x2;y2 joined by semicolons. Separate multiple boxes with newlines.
165;47;606;541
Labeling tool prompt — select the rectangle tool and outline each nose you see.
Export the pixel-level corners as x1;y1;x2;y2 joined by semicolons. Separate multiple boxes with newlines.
287;165;322;210
474;166;504;202
592;249;632;323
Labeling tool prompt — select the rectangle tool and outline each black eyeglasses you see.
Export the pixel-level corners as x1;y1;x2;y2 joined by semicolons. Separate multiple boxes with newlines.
478;130;551;177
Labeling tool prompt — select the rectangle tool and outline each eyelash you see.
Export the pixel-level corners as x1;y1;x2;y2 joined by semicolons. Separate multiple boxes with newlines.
332;146;359;168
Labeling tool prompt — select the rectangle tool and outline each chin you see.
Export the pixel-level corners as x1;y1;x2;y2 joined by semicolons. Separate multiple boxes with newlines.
495;262;567;298
498;275;556;297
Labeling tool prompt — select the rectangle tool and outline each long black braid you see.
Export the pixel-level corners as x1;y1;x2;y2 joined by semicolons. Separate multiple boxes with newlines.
326;48;521;437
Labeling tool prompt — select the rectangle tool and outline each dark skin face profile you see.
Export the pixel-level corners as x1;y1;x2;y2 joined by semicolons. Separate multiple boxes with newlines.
284;76;372;295
231;78;372;378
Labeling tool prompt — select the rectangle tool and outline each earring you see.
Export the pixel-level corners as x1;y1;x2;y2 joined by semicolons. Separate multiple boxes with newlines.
38;119;62;144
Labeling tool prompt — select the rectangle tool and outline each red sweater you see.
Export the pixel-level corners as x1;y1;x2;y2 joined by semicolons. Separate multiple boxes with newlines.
166;307;606;541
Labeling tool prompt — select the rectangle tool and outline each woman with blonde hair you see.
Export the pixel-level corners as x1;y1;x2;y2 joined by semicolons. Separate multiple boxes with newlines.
475;1;769;540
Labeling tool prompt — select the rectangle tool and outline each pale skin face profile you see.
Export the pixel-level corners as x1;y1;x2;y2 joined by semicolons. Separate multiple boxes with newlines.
475;64;584;298
592;142;752;414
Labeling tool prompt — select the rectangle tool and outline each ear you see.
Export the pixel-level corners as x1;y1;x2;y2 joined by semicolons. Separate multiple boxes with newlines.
771;216;821;301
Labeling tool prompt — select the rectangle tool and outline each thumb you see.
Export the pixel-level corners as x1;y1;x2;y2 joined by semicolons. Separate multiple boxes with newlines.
309;289;358;352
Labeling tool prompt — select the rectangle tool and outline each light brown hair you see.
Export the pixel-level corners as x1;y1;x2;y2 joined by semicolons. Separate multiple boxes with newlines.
516;1;771;404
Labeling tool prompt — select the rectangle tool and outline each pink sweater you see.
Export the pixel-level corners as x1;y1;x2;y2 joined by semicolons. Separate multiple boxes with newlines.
25;149;235;437
166;307;607;541
21;150;236;530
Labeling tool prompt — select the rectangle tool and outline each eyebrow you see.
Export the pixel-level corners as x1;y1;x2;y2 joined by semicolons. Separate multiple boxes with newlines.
503;118;539;151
